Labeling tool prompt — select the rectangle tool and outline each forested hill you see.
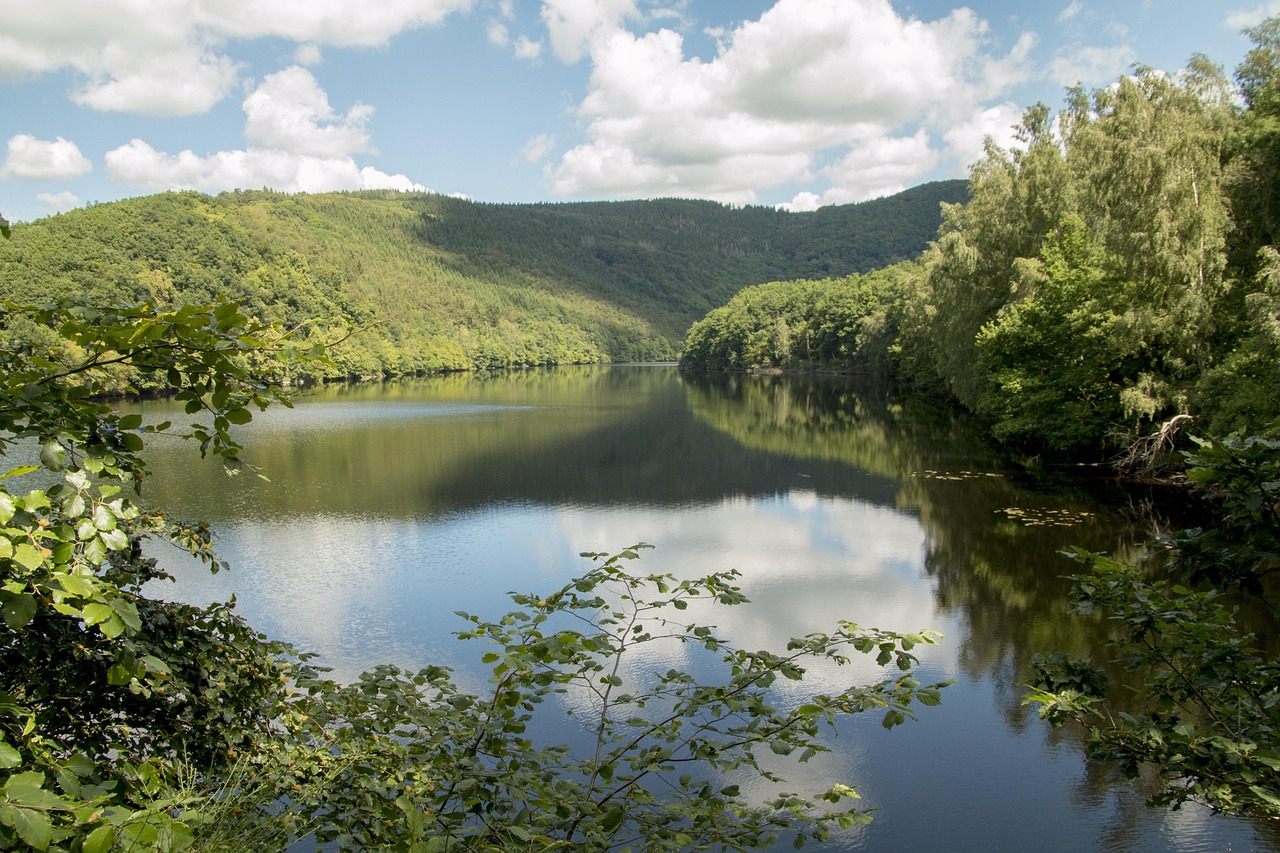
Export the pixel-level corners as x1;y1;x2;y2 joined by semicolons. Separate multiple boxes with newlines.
0;180;964;380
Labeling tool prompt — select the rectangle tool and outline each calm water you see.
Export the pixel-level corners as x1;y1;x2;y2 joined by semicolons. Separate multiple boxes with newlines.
132;365;1276;852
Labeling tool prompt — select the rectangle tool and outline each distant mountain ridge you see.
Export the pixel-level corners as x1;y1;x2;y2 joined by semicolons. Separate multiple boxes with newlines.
0;180;965;379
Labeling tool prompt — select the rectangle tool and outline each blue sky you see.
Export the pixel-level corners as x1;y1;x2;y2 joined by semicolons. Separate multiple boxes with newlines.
0;0;1273;223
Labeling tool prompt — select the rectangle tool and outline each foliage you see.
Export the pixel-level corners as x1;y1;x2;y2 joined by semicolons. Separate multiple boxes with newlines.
901;60;1237;451
1028;433;1280;818
271;547;948;851
973;216;1150;450
679;263;915;376
0;297;320;850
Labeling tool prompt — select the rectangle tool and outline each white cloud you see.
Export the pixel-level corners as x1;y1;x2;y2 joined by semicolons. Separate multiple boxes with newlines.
0;0;472;116
779;191;822;213
242;67;373;158
1049;44;1135;86
1;135;93;180
514;35;544;59
1057;1;1083;24
1226;2;1280;28
820;131;940;204
103;63;426;197
942;102;1024;170
541;0;638;63
294;44;323;66
36;192;83;213
521;133;556;162
195;0;476;46
487;19;511;46
74;49;241;116
546;0;1031;206
104;138;427;194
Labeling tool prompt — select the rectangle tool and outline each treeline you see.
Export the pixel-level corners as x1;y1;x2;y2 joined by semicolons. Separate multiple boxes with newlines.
0;181;962;386
682;23;1280;456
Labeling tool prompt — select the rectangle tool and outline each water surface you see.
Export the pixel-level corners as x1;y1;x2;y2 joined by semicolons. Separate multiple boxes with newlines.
135;366;1275;851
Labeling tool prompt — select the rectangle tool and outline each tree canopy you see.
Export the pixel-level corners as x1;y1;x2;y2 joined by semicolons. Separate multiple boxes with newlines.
682;29;1280;458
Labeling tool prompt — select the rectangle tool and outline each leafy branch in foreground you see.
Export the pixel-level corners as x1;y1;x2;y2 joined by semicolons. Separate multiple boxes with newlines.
0;298;322;850
1027;433;1280;819
279;545;949;851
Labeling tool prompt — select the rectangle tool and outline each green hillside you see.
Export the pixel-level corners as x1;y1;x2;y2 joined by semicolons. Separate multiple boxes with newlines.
0;181;963;381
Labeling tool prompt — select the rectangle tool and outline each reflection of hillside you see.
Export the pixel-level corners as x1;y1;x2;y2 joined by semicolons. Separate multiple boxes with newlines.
135;367;903;523
679;374;1153;728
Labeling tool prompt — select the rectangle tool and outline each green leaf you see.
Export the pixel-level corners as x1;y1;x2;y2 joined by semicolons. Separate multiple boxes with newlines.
599;805;625;833
92;505;116;532
8;806;52;850
82;825;116;853
0;742;20;769
81;603;113;626
2;594;36;630
225;407;253;425
12;543;45;571
99;529;129;551
117;414;142;431
39;441;66;472
55;574;95;597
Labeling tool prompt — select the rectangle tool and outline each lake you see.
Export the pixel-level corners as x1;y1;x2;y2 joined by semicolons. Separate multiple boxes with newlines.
133;365;1276;851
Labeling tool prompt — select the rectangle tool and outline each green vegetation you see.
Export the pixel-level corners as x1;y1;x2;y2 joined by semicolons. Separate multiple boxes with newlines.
1029;433;1280;819
0;182;963;383
681;26;1280;458
0;297;947;849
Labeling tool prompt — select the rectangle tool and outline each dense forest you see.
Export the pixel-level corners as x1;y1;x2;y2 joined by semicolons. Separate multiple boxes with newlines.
681;31;1280;458
0;181;962;384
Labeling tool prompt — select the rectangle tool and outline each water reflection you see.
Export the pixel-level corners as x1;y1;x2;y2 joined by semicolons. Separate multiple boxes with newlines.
134;366;1274;852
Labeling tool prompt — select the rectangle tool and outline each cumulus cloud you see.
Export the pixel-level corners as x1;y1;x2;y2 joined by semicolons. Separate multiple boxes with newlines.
541;0;638;63
243;67;373;158
546;0;1029;206
779;131;939;210
104;68;424;196
489;18;543;58
0;0;472;115
1049;43;1136;86
105;138;426;194
1226;2;1280;28
1;135;93;180
197;0;474;45
942;102;1024;169
821;131;940;204
36;191;82;213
